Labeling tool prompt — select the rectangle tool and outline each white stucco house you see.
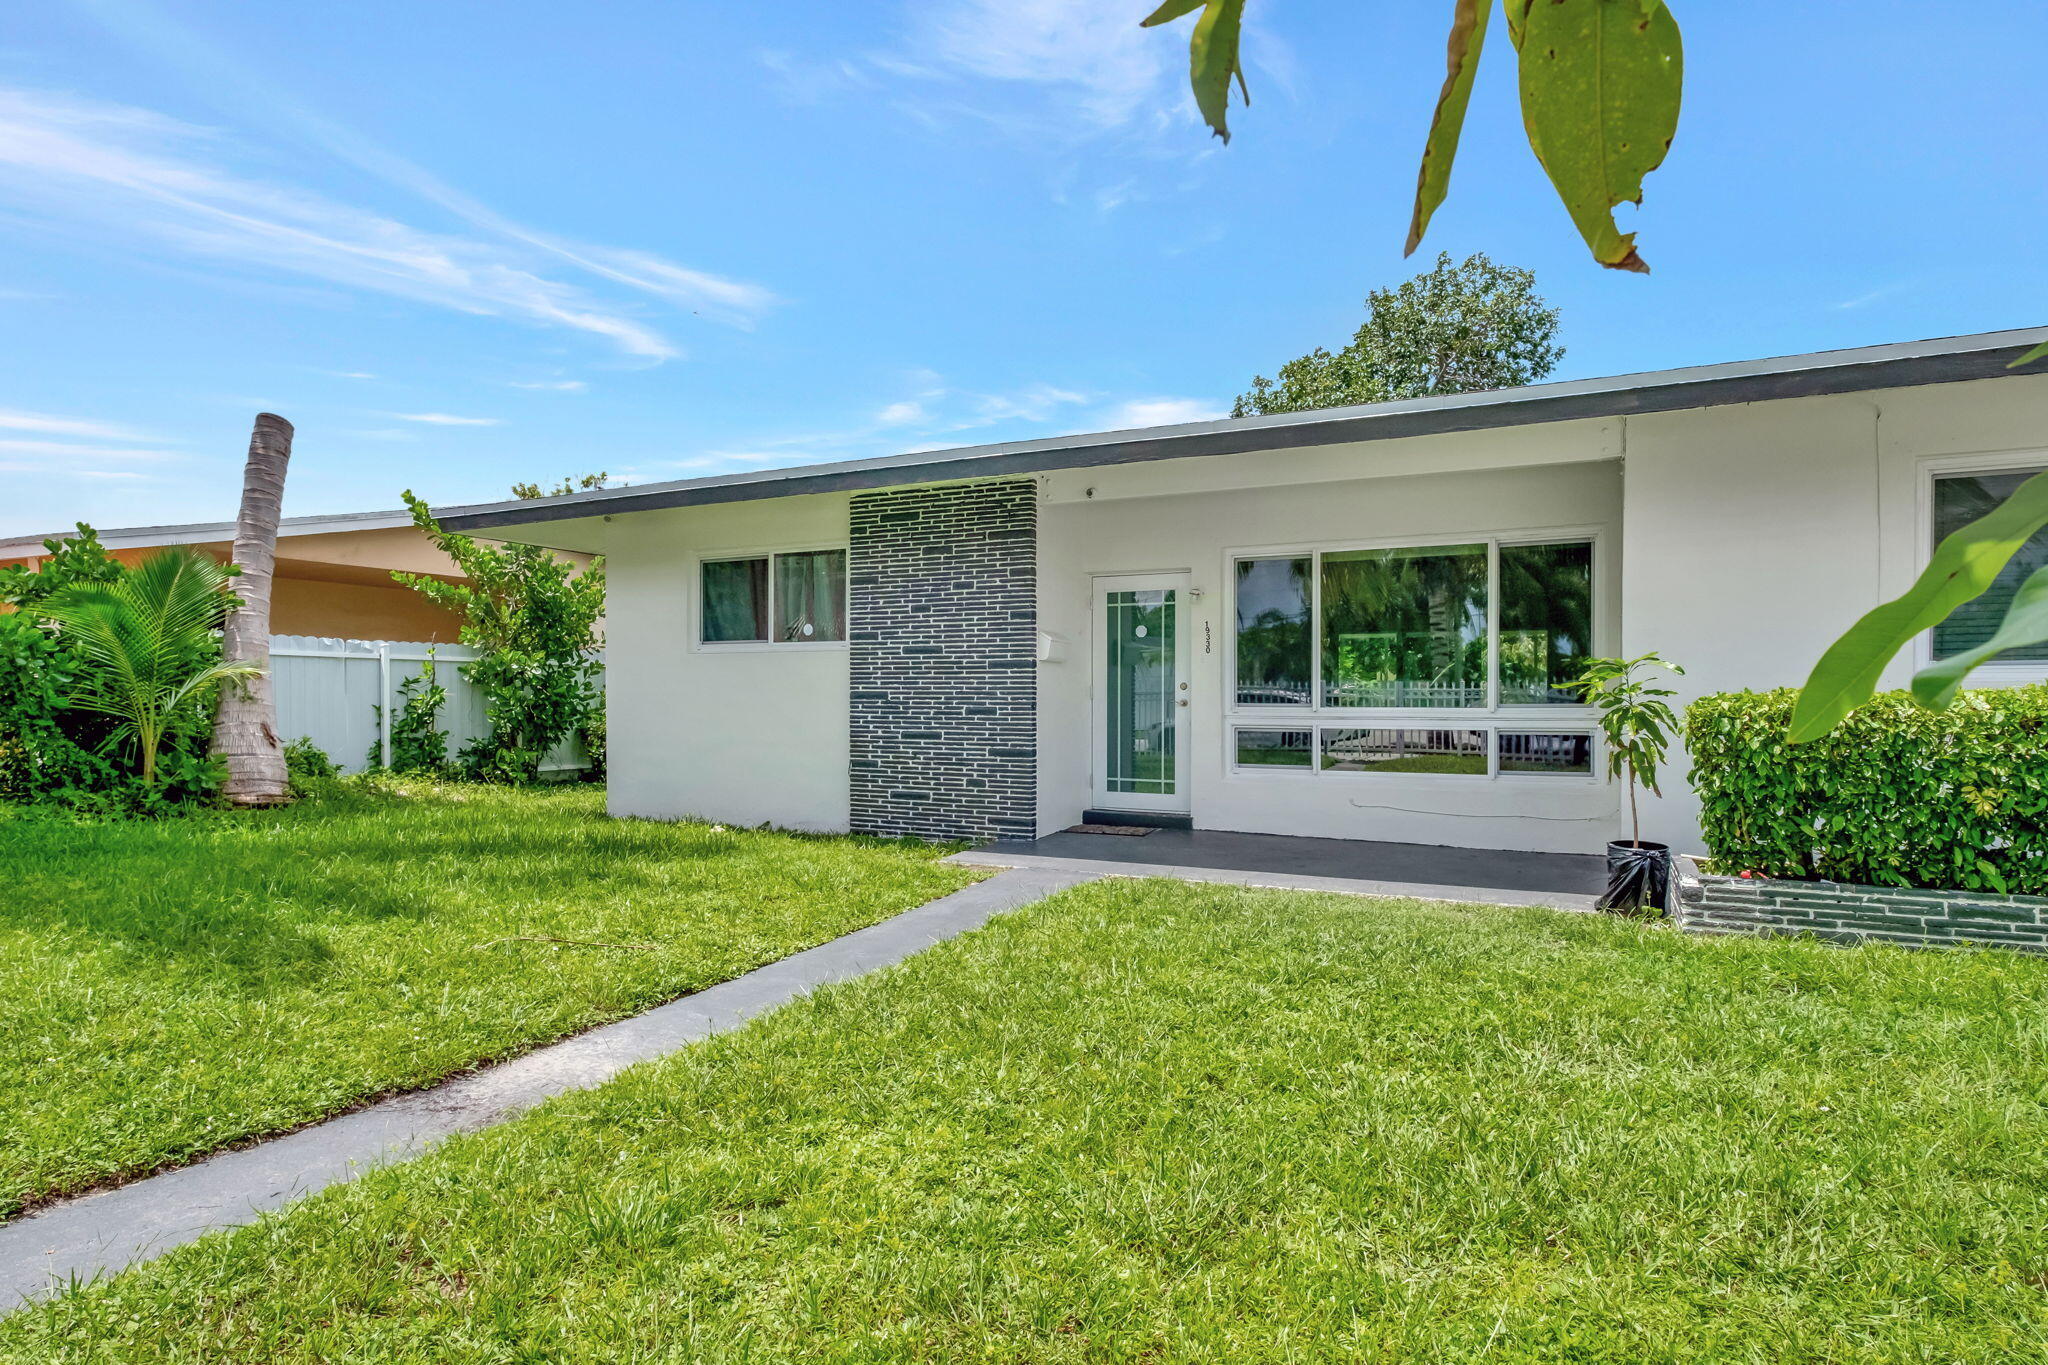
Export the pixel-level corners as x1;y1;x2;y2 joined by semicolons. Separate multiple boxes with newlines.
439;327;2048;857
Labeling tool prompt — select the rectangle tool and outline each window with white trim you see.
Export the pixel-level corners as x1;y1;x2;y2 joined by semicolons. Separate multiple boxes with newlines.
1930;466;2048;664
700;549;847;644
1230;535;1598;778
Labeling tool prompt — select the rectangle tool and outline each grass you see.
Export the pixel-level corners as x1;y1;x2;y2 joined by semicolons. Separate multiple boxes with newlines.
1323;753;1487;774
0;781;978;1216
7;878;2048;1361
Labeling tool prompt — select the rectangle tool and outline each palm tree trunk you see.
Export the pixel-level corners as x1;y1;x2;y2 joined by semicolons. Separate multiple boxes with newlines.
213;413;294;805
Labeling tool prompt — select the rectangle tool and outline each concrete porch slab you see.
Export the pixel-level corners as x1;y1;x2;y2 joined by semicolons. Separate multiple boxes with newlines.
950;827;1605;912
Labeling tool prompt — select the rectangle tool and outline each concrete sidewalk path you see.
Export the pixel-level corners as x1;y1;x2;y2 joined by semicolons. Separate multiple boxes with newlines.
0;865;1094;1315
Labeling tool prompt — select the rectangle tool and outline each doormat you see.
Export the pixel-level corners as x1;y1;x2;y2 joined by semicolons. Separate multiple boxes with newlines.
1064;823;1155;836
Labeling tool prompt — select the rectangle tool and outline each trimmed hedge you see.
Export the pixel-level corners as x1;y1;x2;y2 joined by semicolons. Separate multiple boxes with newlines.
1687;686;2048;895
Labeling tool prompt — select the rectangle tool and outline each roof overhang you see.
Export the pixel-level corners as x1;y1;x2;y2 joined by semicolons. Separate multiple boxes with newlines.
0;507;418;560
435;326;2048;536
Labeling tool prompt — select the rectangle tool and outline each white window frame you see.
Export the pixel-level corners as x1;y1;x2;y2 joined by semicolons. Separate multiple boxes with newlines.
1915;450;2048;686
1223;526;1606;785
692;544;851;653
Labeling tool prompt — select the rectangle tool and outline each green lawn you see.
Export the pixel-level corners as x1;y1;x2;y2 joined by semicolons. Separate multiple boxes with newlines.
0;781;978;1216
8;879;2048;1361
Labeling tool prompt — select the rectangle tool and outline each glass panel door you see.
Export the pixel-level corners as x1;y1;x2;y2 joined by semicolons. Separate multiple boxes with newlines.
1094;575;1190;813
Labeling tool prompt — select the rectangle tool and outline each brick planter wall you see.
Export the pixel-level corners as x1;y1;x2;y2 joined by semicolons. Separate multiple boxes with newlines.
847;479;1037;842
1673;856;2048;952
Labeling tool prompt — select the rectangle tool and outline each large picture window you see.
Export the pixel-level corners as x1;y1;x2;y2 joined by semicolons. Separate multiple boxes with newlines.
1230;534;1598;780
701;549;847;645
1932;468;2048;664
1234;536;1595;712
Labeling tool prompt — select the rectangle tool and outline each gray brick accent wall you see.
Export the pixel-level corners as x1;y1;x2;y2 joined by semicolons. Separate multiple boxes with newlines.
1674;857;2048;953
848;479;1037;841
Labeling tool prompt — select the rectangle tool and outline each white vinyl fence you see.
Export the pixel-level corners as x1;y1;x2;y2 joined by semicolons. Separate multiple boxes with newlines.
271;636;599;775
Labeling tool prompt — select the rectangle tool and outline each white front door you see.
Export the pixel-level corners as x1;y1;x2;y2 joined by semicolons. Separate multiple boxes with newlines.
1091;573;1192;814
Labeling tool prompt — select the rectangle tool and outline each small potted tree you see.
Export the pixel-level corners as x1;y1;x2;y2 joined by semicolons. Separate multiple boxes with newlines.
1571;652;1685;914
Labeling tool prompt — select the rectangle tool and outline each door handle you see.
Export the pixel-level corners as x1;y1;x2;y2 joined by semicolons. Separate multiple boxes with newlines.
1176;699;1188;708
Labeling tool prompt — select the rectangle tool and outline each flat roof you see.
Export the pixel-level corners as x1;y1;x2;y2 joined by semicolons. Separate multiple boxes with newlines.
0;507;416;559
436;325;2048;534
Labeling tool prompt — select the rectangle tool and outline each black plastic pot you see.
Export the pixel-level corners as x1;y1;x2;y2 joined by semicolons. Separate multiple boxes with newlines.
1597;840;1671;915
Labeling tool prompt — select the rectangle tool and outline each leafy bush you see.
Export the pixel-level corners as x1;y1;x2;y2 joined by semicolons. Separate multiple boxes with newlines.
367;655;451;775
0;613;115;807
0;530;234;814
580;707;606;781
0;527;126;807
1687;687;2048;895
393;493;603;784
284;736;337;782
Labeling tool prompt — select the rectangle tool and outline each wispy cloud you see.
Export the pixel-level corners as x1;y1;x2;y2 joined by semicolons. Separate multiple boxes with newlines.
641;374;1100;481
909;0;1172;129
509;379;589;393
0;461;156;482
0;407;180;482
768;1;1288;147
1101;396;1226;428
0;406;159;441
759;49;879;104
0;438;179;459
875;399;927;425
391;412;502;427
0;87;776;360
72;0;783;334
1832;281;1913;311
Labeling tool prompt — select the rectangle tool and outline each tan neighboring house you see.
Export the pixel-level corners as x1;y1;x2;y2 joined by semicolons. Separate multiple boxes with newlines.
0;509;584;643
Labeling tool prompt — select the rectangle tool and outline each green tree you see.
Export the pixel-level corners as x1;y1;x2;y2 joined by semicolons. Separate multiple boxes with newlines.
1571;652;1684;849
33;549;257;789
1234;253;1562;417
394;492;604;784
0;524;125;608
510;472;609;500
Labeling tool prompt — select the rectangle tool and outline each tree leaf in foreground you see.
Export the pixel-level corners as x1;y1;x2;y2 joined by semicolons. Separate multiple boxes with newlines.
1515;0;1683;272
1406;0;1494;255
1790;468;2048;741
1141;0;1248;142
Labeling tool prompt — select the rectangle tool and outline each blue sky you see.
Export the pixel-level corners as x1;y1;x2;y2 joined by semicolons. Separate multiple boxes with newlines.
4;1;2045;534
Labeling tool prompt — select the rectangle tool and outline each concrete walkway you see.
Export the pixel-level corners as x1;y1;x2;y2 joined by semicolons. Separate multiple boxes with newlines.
952;827;1604;912
0;865;1094;1315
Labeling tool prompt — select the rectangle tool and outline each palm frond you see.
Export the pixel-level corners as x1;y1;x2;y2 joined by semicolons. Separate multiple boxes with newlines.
31;547;244;784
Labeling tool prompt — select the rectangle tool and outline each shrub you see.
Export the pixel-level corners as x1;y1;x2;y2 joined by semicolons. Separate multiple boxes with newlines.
1;528;127;807
580;707;606;781
0;613;116;806
393;493;603;784
1687;686;2048;895
367;655;451;775
0;531;234;814
284;736;337;781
